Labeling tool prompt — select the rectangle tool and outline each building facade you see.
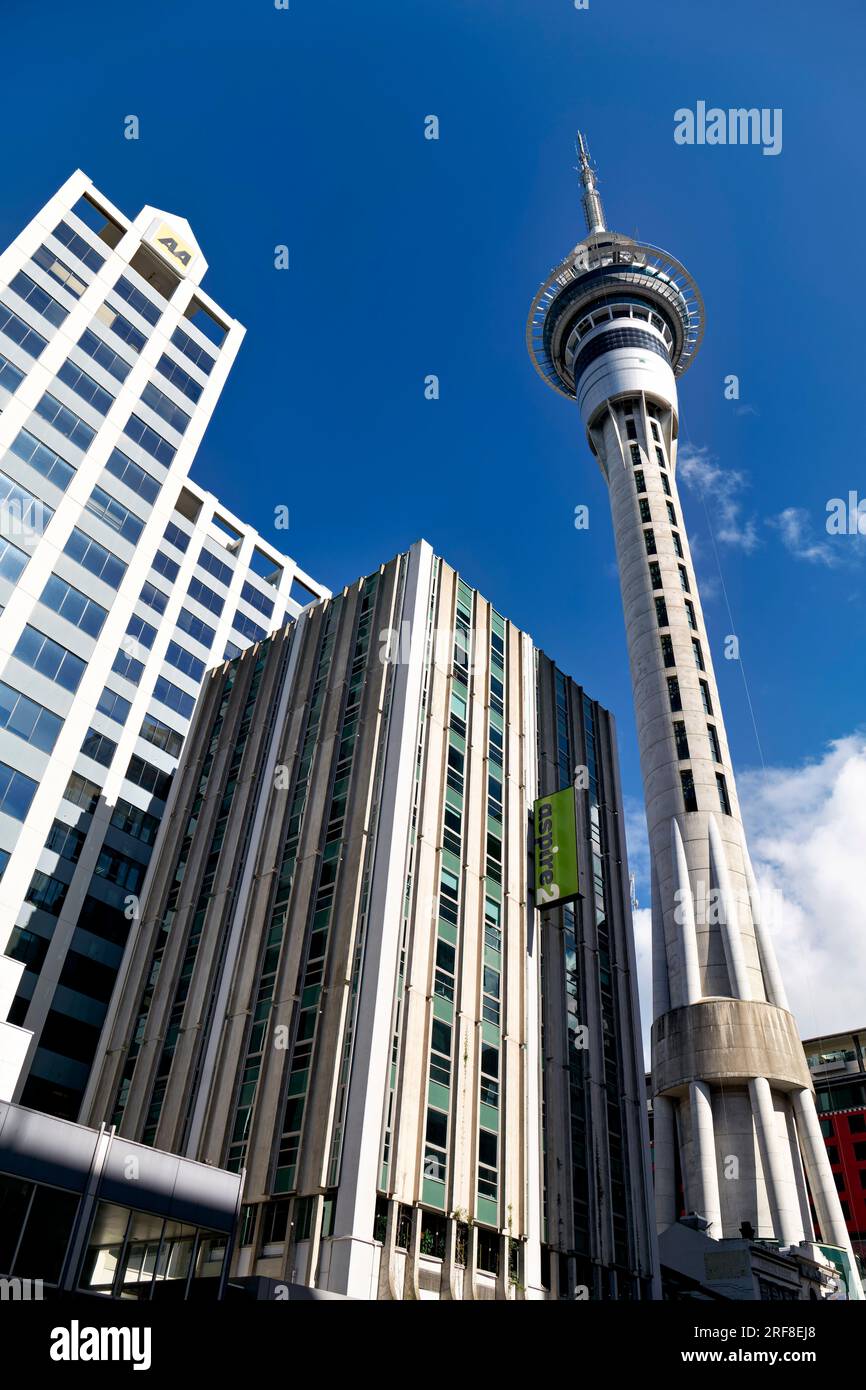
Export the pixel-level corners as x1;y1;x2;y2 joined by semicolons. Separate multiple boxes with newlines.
0;1098;241;1300
0;172;326;1120
803;1028;866;1263
526;135;862;1298
84;541;657;1300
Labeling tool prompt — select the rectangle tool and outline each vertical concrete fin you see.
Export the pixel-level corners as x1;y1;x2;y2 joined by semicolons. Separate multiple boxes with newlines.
707;814;751;1001
748;1077;804;1246
651;858;670;1018
689;1080;722;1237
671;818;701;1005
742;837;789;1010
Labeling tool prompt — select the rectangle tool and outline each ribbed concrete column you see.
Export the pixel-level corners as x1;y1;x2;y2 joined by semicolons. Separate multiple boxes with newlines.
689;1080;722;1237
748;1077;803;1246
671;819;701;1005
707;816;751;1000
653;1094;677;1232
743;845;789;1010
793;1087;864;1299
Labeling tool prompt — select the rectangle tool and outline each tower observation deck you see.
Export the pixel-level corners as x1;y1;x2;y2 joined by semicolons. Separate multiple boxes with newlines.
527;135;863;1298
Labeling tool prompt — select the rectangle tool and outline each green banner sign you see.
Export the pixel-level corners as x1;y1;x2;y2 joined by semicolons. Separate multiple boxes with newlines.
533;787;579;907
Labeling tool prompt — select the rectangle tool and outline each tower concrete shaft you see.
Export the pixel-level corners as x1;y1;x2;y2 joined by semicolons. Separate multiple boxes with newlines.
526;141;863;1298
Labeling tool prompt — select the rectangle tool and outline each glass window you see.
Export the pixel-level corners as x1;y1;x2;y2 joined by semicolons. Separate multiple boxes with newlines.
104;447;160;505
76;327;131;383
240;579;274;619
34;393;95;451
139;580;169;615
700;680;713;715
85;484;143;544
140;380;190;435
112;275;162;326
233;611;266;644
25;868;69;915
643;529;656;556
96;686;131;725
126;614;157;649
81;727;118;767
94;300;147;353
124;414;175;468
155;353;202;404
187;576;223;616
170;324;215;373
152;676;194;720
0;352;25;394
654;596;668;627
673;721;690;760
112;649;145;685
0;760;39;820
197;547;233;587
680;769;698;812
40;573;107;637
110;798;160;846
152;550;179;583
10;1182;79;1284
0;536;29;584
163;520;190;553
31;243;87;297
55;358;114;415
63;772;101;813
660;634;675;668
13;625;85;692
176;607;214;647
64;527;126;588
165;640;204;682
52;220;105;272
716;772;731;816
707;724;722;763
46;819;87;862
667;676;682;712
9;270;67;327
140;713;183;759
0;302;48;358
0;680;63;752
9;429;75;490
0;469;54;537
125;755;172;800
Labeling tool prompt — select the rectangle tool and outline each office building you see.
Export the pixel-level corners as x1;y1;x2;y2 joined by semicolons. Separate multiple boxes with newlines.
0;172;326;1120
803;1028;866;1262
84;541;657;1300
526;135;862;1297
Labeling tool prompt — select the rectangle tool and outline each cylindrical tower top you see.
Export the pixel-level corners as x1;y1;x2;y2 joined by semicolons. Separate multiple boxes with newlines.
526;139;705;402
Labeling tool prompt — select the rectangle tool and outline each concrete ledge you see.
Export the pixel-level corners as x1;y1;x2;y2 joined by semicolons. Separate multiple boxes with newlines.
652;998;812;1096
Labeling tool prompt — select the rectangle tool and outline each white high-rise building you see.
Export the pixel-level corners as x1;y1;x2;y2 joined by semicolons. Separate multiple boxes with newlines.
527;136;862;1297
0;171;327;1118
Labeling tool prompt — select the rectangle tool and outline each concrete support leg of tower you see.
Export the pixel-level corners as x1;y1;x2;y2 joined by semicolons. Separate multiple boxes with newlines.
748;1076;804;1246
689;1080;722;1237
653;1094;678;1233
792;1087;865;1299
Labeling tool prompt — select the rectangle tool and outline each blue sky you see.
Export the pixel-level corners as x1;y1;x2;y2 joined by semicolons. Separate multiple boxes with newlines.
2;0;865;909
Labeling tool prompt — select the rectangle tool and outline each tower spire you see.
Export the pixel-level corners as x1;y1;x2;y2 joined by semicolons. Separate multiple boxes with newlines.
576;131;606;235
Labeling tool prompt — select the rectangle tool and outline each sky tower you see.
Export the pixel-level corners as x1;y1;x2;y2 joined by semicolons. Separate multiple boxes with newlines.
527;135;862;1297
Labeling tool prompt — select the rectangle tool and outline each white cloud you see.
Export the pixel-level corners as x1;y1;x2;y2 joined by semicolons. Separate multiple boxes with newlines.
677;443;760;553
628;734;866;1066
769;506;841;567
738;733;866;1040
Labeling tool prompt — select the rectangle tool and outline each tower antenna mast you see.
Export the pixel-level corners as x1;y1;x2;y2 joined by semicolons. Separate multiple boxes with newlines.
576;131;606;235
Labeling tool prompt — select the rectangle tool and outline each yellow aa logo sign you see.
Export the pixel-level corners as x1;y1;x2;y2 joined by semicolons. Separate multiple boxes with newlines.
150;222;196;272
